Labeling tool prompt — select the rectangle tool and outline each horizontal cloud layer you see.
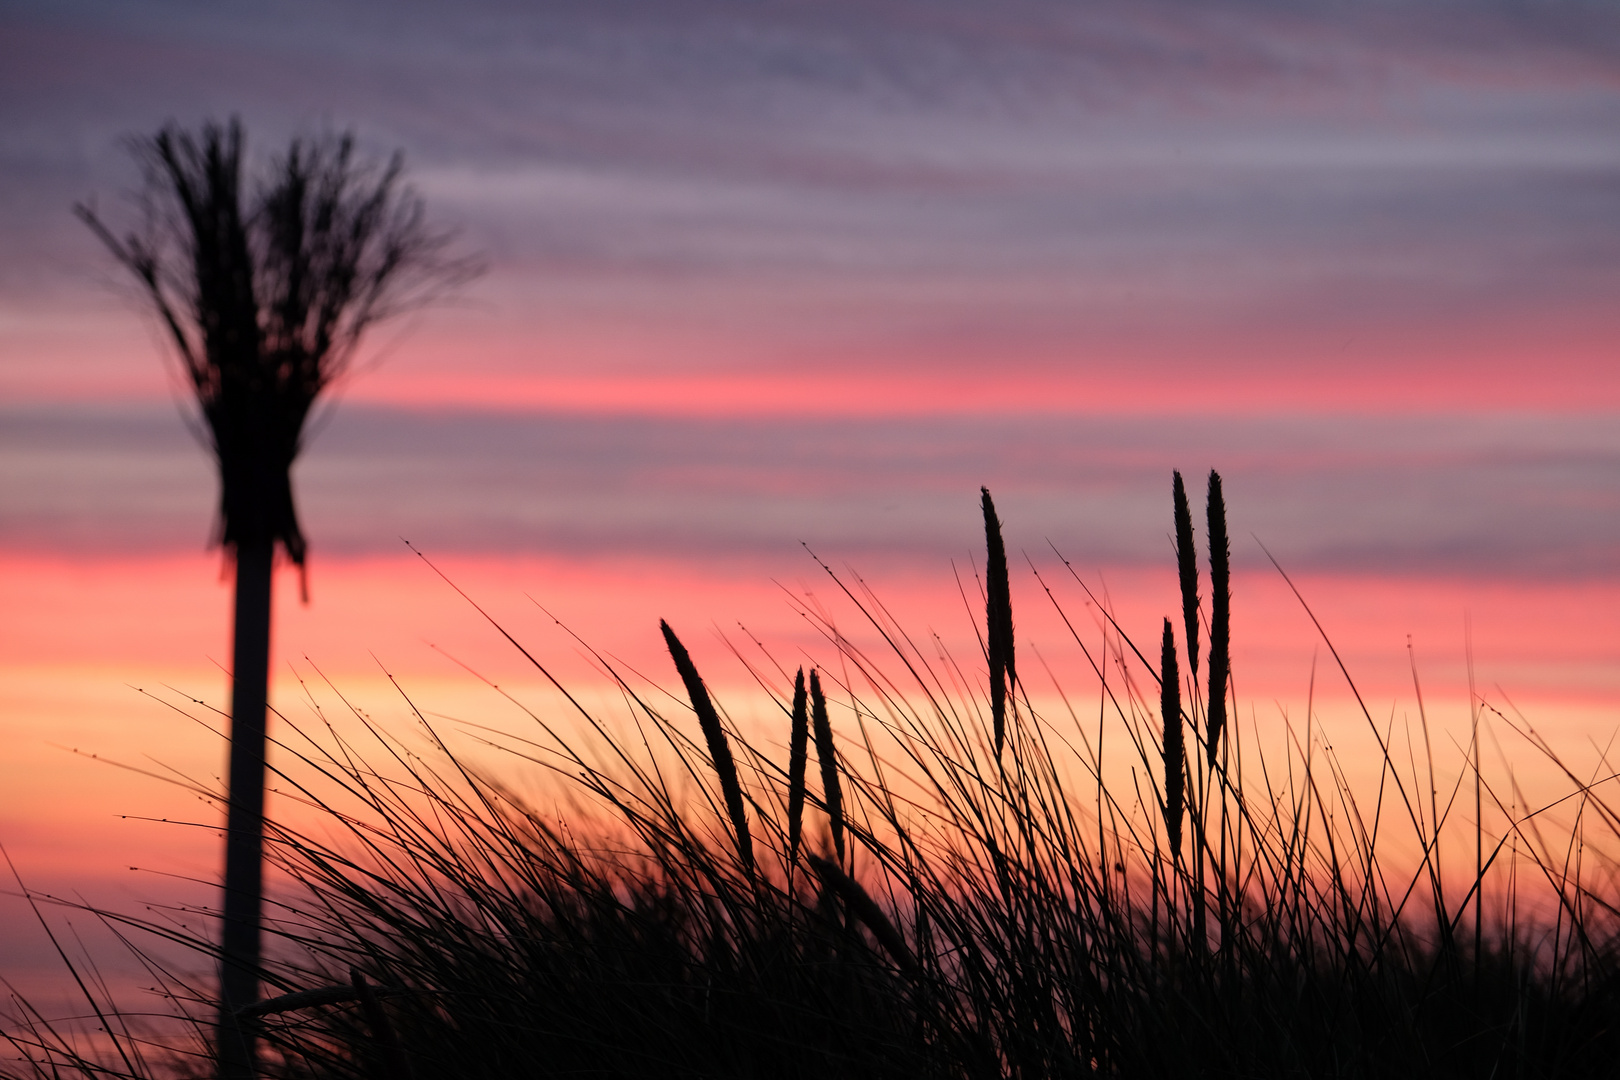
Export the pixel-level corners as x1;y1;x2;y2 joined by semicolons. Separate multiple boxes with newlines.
5;0;1620;407
4;403;1615;578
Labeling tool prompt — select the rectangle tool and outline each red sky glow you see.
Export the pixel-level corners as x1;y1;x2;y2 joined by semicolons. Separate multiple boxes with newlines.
3;0;1619;1012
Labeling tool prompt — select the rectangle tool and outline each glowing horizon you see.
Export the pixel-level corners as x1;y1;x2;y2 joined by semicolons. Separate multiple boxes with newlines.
3;0;1619;1007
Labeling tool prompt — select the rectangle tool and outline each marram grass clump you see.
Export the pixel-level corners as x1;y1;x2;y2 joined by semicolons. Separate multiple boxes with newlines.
10;475;1620;1080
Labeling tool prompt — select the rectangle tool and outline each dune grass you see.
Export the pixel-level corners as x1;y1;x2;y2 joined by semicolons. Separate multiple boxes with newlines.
8;475;1620;1078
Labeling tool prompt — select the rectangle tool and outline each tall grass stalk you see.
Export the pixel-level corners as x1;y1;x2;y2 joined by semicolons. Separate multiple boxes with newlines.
1159;619;1185;863
1205;469;1230;768
981;487;1015;762
661;619;754;880
786;668;810;867
811;668;845;866
1172;470;1200;690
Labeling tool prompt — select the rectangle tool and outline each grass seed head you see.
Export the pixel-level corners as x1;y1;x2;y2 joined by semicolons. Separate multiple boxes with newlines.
1173;470;1200;683
661;619;753;877
807;854;916;974
787;667;810;866
1206;471;1231;767
1160;618;1185;858
810;668;845;864
981;486;1015;760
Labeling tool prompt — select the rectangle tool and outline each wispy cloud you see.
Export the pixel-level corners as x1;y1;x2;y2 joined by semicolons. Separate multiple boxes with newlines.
5;404;1615;579
6;0;1620;408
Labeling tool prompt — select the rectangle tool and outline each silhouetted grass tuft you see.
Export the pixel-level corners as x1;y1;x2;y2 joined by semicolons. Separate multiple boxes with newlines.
10;478;1620;1080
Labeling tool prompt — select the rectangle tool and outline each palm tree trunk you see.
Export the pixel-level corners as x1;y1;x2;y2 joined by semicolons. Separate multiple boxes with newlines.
217;536;273;1079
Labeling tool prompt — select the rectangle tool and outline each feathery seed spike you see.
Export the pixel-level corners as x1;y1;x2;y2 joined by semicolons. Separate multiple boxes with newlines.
1173;471;1201;684
1206;471;1231;767
981;487;1014;760
1160;619;1185;858
807;854;915;973
810;669;845;864
661;620;753;877
787;667;809;866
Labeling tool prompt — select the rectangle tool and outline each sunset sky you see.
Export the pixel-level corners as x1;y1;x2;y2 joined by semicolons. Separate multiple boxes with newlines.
3;0;1619;1004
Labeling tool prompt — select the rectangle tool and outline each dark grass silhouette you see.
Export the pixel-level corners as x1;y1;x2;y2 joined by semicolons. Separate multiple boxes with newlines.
8;477;1620;1078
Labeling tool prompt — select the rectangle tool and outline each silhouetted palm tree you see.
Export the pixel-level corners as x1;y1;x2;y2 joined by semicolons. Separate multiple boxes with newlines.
78;118;470;1077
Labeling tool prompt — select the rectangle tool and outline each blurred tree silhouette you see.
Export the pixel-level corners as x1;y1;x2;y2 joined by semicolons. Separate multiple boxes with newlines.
77;118;472;1078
